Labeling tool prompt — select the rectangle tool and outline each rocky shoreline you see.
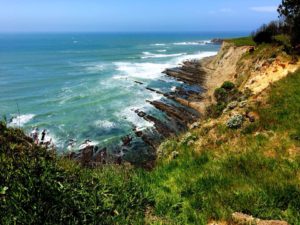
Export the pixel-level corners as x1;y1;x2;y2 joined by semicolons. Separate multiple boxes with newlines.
68;41;226;168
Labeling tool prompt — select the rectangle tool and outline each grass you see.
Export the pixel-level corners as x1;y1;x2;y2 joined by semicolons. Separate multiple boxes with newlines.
1;71;300;224
226;36;256;47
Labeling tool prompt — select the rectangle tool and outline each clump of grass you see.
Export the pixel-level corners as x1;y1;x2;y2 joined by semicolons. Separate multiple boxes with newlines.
207;81;242;118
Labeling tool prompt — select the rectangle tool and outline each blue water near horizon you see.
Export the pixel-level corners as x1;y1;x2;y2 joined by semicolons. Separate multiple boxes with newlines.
0;32;246;156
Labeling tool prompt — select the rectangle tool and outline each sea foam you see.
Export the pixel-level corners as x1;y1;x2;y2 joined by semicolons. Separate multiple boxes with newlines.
8;114;35;127
141;52;186;59
113;62;172;80
173;40;211;46
95;120;116;129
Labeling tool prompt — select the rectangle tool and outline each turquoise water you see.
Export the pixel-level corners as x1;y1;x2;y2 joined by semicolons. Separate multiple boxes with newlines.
0;32;244;156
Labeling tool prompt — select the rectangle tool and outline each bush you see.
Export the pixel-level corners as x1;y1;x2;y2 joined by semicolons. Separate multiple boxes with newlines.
214;88;228;102
221;81;235;91
226;114;244;129
252;21;285;44
206;102;226;118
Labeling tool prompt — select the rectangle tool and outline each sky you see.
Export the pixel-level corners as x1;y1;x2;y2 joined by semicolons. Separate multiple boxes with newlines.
0;0;282;32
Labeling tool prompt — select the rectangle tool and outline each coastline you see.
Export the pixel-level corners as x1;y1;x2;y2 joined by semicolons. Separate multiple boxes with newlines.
65;41;255;166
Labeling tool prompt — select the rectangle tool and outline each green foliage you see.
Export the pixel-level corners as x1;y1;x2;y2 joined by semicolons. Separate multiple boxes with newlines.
0;122;149;225
206;102;226;118
274;34;293;53
278;0;300;48
226;37;256;47
209;81;243;119
252;21;285;44
221;81;235;91
214;88;228;102
226;114;244;129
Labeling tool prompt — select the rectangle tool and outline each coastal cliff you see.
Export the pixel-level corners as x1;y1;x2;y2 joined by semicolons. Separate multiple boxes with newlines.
165;41;300;114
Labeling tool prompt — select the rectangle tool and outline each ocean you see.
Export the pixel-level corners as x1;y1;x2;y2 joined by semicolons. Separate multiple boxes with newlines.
0;32;245;160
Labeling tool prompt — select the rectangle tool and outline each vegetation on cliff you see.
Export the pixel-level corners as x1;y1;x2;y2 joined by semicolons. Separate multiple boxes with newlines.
0;123;149;224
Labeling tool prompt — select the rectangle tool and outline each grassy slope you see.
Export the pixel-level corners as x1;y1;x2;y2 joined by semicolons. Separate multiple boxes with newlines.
141;70;300;224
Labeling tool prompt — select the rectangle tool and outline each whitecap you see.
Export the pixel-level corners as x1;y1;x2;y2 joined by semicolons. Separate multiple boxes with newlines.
141;52;186;59
171;86;177;91
116;106;153;129
174;51;218;64
173;40;211;46
157;49;167;52
94;120;116;129
8;114;35;127
85;64;105;73
113;62;173;80
152;43;166;46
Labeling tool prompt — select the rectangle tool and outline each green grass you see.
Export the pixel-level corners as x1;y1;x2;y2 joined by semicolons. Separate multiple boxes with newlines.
1;71;300;224
259;70;300;136
226;36;256;47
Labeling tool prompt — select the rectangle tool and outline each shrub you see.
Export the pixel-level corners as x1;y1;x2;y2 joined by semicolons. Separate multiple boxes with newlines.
221;81;235;91
214;88;228;102
206;102;226;118
226;114;244;129
252;21;285;44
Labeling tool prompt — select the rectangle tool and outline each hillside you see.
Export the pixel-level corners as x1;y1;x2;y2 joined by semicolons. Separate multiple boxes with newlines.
1;39;300;225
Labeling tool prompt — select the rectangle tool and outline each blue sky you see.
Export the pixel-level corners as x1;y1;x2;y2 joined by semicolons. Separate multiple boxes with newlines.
0;0;281;32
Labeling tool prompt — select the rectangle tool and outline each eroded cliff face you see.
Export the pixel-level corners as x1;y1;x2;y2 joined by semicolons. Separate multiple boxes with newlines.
198;41;300;113
201;42;252;100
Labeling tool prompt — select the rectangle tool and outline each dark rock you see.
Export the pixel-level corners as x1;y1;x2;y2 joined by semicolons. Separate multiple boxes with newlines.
135;110;176;138
246;111;259;123
148;100;199;126
121;135;133;146
80;146;94;166
211;38;224;45
163;60;207;85
249;46;255;53
93;148;107;164
134;80;144;85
